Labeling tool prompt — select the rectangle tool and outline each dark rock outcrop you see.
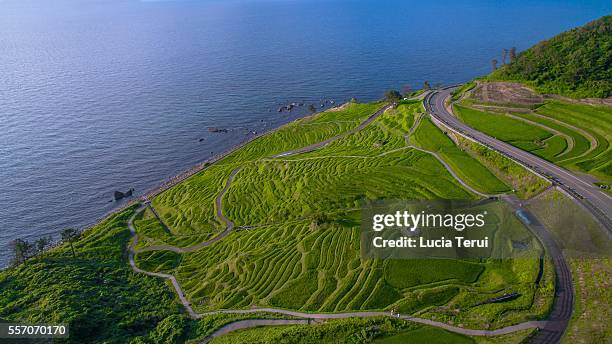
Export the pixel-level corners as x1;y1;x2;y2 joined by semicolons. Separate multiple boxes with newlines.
114;188;135;201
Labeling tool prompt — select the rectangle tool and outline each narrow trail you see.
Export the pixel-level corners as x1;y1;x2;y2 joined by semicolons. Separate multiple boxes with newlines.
126;99;551;341
200;308;548;342
127;207;201;319
405;112;497;198
273;103;394;158
137;167;240;254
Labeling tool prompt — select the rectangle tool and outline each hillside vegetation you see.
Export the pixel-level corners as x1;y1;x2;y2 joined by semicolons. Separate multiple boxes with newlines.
490;15;611;98
0;206;187;343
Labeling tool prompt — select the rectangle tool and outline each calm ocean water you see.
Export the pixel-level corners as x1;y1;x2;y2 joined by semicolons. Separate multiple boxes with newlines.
1;0;610;266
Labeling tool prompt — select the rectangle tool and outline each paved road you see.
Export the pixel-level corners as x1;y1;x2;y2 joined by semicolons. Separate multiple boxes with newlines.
127;206;201;319
503;195;574;344
425;88;612;232
424;88;585;343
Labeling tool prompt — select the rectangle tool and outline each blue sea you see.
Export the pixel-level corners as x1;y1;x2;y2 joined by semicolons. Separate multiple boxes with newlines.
1;0;610;266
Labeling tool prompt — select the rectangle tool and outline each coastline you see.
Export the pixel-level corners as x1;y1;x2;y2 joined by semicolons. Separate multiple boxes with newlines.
140;104;347;201
81;104;348;239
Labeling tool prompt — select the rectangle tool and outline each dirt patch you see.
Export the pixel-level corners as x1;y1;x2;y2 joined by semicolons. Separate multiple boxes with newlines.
470;81;612;107
471;104;532;113
471;82;544;106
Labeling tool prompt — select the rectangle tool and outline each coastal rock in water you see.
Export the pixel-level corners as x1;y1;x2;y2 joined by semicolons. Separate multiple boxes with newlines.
114;191;125;201
114;188;135;201
208;127;229;133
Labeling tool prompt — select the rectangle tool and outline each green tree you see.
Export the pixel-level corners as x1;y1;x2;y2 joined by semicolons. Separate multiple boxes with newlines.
11;238;33;266
35;236;51;256
61;228;80;258
491;16;611;98
384;90;402;102
509;47;517;61
423;81;431;90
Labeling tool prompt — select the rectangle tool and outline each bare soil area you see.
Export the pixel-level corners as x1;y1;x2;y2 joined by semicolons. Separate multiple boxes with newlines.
471;81;544;106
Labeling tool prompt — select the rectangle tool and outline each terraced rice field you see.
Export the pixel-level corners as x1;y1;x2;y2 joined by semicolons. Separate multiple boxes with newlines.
149;102;384;246
534;102;611;179
454;101;612;184
133;100;549;328
409;117;510;195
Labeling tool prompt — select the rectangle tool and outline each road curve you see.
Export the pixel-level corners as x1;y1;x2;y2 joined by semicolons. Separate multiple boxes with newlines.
138;167;240;254
503;194;574;344
425;88;612;232
425;89;580;343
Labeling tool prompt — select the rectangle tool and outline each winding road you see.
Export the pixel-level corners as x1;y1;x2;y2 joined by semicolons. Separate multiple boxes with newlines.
425;88;612;232
423;88;612;343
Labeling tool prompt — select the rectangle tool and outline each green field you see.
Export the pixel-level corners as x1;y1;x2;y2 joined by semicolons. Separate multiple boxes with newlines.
453;105;559;157
410;117;511;194
149;102;385;248
376;327;474;344
454;101;612;184
535;101;611;179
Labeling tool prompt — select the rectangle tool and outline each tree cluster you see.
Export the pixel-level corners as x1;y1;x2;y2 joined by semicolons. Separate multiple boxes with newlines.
10;228;80;266
491;15;611;98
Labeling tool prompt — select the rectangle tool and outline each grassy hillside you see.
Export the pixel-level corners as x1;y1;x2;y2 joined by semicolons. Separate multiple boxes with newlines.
490;15;611;98
409;117;511;194
0;206;187;343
